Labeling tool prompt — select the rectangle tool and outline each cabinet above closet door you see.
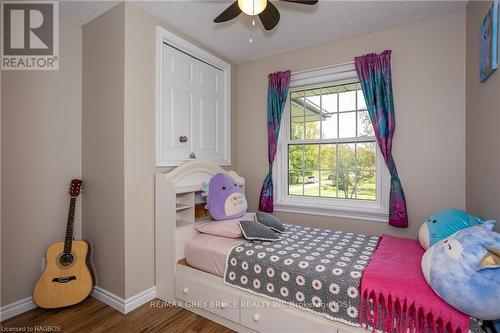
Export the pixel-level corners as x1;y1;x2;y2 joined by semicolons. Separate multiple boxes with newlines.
157;27;231;167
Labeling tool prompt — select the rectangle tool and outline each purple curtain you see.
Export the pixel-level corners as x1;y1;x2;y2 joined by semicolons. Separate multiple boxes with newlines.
354;50;408;228
258;70;292;212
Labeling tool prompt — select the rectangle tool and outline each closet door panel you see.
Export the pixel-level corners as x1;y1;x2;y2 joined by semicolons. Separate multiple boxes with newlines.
169;88;192;155
162;44;195;161
196;97;218;159
193;62;226;161
198;64;221;97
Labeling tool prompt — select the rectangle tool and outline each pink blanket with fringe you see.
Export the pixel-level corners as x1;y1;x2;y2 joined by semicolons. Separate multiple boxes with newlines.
359;235;469;333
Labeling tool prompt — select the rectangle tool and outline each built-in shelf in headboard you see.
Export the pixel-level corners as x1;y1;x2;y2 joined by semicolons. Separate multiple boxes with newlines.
155;160;244;301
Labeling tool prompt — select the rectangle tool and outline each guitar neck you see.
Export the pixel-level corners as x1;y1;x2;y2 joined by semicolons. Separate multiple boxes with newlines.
63;197;77;254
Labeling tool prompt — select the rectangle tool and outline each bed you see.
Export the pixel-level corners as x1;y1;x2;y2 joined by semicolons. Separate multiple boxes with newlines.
156;160;371;332
155;161;481;333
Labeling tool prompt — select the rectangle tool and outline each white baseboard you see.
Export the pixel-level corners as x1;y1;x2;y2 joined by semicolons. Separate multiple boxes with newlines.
91;286;156;314
91;286;125;313
123;287;157;313
0;297;37;322
0;286;156;322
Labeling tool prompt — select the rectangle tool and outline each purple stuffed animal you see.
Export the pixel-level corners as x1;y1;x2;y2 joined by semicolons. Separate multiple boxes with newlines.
204;173;248;221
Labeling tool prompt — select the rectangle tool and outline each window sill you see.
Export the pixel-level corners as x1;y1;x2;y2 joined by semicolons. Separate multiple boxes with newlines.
273;201;389;223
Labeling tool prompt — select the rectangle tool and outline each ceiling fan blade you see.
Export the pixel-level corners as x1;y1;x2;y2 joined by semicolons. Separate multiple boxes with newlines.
259;1;280;31
214;1;242;23
279;0;318;4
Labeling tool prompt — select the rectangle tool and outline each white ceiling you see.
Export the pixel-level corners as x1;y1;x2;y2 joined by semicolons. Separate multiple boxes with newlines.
61;0;467;64
60;1;121;25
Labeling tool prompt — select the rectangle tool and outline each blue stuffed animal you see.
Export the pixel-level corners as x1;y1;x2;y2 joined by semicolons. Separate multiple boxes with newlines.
418;208;484;249
421;221;500;320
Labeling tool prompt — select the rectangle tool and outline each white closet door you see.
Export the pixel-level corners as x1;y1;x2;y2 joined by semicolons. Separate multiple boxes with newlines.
193;61;226;161
159;42;228;165
162;44;195;161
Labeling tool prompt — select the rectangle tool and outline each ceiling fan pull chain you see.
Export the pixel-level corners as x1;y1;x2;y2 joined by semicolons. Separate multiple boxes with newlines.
249;17;255;43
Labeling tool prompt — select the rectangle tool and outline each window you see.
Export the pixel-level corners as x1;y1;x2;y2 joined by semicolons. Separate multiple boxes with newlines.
274;64;389;222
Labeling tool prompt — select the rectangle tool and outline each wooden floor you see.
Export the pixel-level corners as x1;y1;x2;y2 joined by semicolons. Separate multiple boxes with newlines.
1;297;235;333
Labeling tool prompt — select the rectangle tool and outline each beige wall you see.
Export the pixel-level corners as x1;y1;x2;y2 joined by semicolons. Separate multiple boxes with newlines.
236;10;467;238
1;19;82;306
82;4;126;298
123;4;156;298
0;57;2;308
466;1;500;232
82;3;237;299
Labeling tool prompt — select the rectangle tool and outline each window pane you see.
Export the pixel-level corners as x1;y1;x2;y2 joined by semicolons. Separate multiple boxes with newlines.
339;112;356;138
320;144;336;170
322;92;337;113
291;117;304;140
357;111;374;137
357;142;376;171
303;170;319;196
322;113;337;139
339;90;356;112
304;90;321;140
337;170;356;199
303;144;319;170
305;116;321;139
357;90;367;110
357;171;376;200
321;83;338;140
289;170;303;196
338;143;356;170
320;171;337;198
288;144;303;171
290;91;305;140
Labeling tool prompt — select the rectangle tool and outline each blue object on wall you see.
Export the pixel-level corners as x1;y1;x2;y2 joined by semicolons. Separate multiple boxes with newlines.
480;0;499;81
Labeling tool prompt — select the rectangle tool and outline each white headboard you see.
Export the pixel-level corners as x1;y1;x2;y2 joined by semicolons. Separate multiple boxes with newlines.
161;160;244;192
155;160;244;301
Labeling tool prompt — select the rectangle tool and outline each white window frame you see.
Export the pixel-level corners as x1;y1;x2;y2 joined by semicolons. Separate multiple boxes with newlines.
273;63;390;222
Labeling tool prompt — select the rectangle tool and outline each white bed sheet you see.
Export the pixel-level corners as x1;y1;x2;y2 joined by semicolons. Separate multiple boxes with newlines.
185;233;246;277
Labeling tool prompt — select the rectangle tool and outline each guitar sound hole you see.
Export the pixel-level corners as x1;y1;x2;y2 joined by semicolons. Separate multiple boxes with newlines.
59;253;74;266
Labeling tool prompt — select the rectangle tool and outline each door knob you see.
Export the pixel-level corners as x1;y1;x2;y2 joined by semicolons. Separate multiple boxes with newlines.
182;287;189;294
179;136;188;143
253;313;260;322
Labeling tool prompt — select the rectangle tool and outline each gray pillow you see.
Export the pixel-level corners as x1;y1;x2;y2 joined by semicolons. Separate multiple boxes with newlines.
238;220;280;241
256;212;286;233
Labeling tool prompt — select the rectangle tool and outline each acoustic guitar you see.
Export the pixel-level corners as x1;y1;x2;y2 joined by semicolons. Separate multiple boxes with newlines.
33;179;93;309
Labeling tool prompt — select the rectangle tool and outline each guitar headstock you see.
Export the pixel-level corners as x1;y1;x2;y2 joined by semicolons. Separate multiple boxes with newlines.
69;179;83;198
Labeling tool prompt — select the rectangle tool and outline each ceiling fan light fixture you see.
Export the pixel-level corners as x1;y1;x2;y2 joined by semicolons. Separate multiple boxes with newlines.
238;0;267;16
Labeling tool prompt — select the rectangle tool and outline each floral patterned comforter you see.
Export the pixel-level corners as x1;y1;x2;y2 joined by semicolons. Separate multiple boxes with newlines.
224;223;379;327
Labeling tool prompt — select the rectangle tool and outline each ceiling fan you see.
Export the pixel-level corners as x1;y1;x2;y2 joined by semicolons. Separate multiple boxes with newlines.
214;0;318;31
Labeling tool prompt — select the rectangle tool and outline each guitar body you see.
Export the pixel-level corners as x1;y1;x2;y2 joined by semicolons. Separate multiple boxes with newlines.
33;240;92;309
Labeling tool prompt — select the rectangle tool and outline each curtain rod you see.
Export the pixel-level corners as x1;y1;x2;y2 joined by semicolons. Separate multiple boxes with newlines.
291;61;355;75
